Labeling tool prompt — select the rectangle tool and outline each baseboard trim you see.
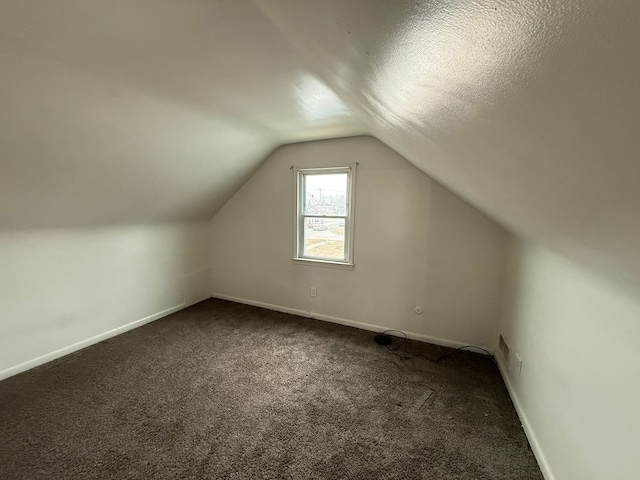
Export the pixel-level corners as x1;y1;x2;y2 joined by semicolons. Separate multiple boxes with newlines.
211;292;493;354
496;356;555;480
0;303;185;381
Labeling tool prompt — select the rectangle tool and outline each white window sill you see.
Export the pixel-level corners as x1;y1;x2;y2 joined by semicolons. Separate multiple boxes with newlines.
292;258;354;270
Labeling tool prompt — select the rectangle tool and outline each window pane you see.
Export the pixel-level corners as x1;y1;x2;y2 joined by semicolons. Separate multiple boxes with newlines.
303;217;346;260
304;173;347;216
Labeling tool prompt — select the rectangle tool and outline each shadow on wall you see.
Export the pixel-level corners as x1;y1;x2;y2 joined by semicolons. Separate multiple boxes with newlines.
498;239;640;480
421;183;509;344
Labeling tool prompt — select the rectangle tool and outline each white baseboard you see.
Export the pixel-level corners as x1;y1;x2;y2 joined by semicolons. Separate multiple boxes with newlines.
496;356;555;480
0;303;185;381
211;292;493;354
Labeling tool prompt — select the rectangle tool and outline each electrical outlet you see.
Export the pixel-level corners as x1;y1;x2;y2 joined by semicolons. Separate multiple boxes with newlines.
310;287;317;298
514;353;522;376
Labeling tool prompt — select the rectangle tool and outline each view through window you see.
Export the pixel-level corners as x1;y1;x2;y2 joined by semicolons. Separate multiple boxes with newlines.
295;166;355;265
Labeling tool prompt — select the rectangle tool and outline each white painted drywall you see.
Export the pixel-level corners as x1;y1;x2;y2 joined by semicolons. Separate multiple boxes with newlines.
210;136;508;349
0;1;365;230
0;222;210;378
257;0;640;291
499;239;640;480
2;1;637;296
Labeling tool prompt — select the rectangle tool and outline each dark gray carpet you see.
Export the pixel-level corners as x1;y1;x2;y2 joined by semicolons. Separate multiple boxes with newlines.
0;299;542;479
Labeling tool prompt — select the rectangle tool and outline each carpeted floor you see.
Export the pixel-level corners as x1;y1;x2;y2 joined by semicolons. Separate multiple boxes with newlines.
0;299;543;479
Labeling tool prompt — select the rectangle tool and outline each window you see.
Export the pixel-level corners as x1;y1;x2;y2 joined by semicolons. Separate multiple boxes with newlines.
293;165;356;268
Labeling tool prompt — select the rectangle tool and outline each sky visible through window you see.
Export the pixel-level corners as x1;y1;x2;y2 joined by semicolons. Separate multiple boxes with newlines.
304;173;347;216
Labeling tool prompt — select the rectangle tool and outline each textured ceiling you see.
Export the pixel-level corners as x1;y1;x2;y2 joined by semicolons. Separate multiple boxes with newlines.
1;1;638;287
0;1;367;227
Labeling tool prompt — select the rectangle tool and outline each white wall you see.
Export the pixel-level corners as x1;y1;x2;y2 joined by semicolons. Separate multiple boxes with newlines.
498;239;640;480
0;222;211;379
258;1;640;294
210;136;508;349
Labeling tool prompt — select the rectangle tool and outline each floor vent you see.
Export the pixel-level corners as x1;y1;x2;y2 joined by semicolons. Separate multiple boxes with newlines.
499;334;511;361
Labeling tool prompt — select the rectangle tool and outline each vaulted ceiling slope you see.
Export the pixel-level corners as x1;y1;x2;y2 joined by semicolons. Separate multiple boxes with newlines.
0;1;367;228
1;1;638;288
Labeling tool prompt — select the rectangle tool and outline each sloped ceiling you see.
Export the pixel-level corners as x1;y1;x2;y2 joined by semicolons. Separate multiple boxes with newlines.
1;1;638;287
0;1;367;227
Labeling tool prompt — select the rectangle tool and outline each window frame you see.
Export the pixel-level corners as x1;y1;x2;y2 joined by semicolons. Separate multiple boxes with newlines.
292;164;356;269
